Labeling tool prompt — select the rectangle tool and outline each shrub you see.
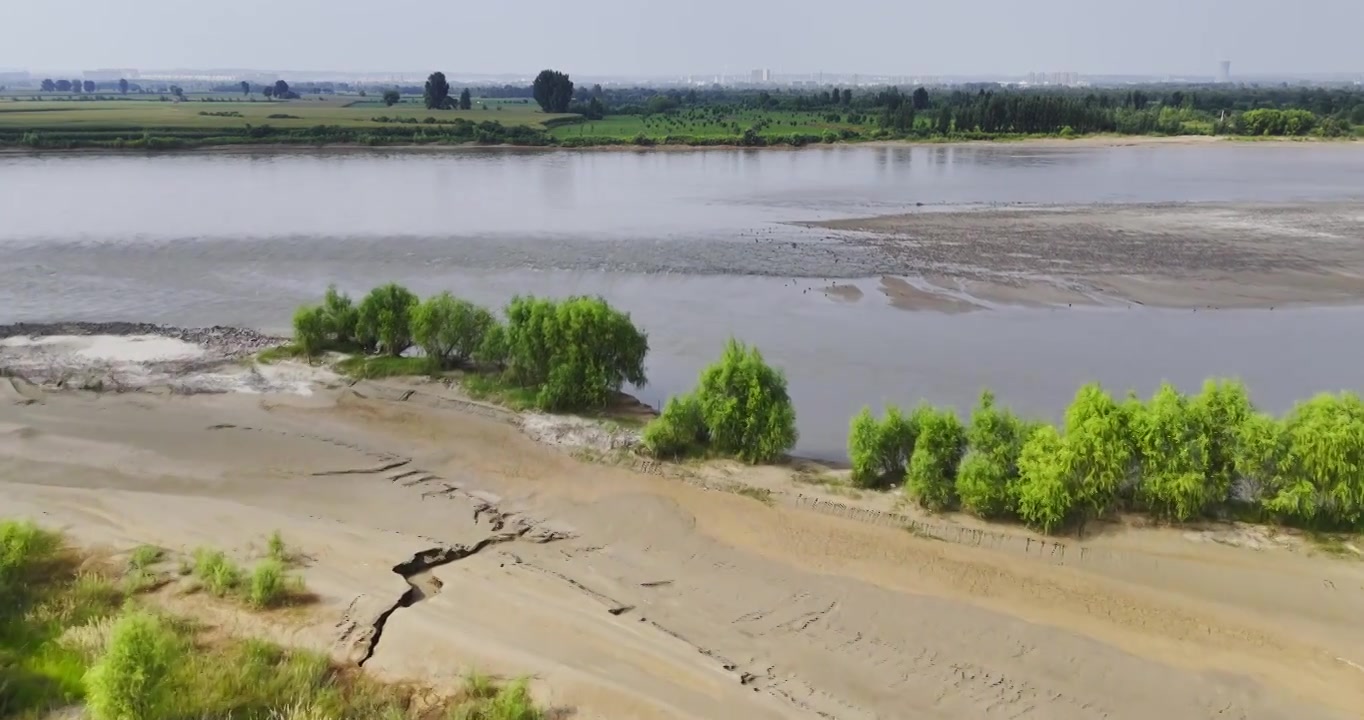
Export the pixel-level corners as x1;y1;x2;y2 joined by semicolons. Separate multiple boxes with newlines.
955;391;1033;519
0;519;61;612
357;283;419;357
503;295;648;411
1271;393;1364;528
411;292;497;369
85;610;183;720
192;549;242;597
291;305;329;362
246;559;287;608
1232;411;1289;508
1015;425;1075;533
905;407;966;511
641;393;707;459
266;531;287;562
475;322;508;367
321;284;358;346
847;406;920;489
127;545;163;570
693;339;798;464
1191;379;1253;506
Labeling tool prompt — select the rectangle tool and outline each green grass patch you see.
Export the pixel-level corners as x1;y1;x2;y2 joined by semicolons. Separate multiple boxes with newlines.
334;355;433;380
1305;532;1363;559
255;344;306;364
459;372;540;411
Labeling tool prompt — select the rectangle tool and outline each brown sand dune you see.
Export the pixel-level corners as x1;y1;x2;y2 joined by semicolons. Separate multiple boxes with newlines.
3;384;1363;719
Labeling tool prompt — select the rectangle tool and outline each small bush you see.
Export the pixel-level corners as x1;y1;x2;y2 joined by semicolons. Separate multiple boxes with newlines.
1;520;61;607
1061;383;1135;525
1132;383;1210;521
291;305;329;362
85;610;184;720
641;393;707;458
357;283;420;357
266;531;287;562
246;559;287;608
450;677;543;720
412;292;498;369
192;549;242;597
905;407;966;511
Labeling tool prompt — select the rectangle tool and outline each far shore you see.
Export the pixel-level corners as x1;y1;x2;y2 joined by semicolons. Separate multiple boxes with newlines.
1;133;1357;157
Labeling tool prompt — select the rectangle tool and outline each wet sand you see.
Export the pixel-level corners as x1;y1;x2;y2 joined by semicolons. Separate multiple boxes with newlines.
811;201;1364;310
4;373;1364;719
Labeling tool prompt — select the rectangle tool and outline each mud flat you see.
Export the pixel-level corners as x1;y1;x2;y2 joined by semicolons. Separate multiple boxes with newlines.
3;359;1364;719
809;201;1364;310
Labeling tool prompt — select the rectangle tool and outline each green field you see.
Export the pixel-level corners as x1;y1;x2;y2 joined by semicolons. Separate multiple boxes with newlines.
551;109;870;143
0;97;568;131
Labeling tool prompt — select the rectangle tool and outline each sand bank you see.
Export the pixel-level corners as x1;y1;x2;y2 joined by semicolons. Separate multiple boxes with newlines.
4;369;1364;718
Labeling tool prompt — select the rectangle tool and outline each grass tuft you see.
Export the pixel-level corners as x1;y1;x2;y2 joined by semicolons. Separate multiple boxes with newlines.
192;548;243;597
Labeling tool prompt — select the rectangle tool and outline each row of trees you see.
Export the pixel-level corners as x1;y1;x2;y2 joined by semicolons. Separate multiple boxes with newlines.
850;381;1364;533
39;79;97;93
292;285;649;412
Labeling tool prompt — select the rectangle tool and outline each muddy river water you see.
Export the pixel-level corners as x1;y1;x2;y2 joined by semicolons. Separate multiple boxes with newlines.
3;144;1362;457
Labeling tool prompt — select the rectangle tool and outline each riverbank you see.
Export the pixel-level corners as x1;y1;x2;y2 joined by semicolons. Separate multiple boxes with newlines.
4;364;1363;719
1;132;1358;156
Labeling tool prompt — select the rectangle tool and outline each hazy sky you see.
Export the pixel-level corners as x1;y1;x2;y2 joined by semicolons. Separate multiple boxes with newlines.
6;0;1362;76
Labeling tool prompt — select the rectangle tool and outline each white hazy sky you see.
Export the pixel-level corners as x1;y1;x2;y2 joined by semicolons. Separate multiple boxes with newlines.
5;0;1362;76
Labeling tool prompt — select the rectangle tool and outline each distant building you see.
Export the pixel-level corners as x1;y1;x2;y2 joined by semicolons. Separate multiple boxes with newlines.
83;68;138;81
1218;60;1232;83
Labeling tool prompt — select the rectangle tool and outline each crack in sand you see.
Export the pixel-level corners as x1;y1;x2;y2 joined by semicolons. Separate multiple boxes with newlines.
358;529;531;668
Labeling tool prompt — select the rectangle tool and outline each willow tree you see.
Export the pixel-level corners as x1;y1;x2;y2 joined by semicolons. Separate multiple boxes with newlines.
905;407;966;511
1132;383;1210;521
956;390;1033;519
1015;425;1074;533
1271;393;1364;528
848;405;921;489
1059;383;1135;528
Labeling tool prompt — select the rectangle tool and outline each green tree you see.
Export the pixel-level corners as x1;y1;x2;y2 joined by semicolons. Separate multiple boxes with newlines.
1015;425;1075;533
1190;378;1253;508
357;283;419;357
118;78;129;94
83;80;96;93
321;284;358;346
263;86;274;100
532;70;574;113
55;79;71;92
912;86;930;110
273;79;290;98
841;88;852;105
240;80;249;96
1233;412;1290;513
503;295;648;411
459;88;472;110
586;96;605;120
847;405;921;488
411;292;497;369
383;89;400;107
424;72;451;110
693;339;798;464
1132;384;1210;521
291;305;329;363
1060;384;1134;527
41;78;55;92
906;407;966;511
85;610;184;720
1271;393;1364;528
955;390;1033;519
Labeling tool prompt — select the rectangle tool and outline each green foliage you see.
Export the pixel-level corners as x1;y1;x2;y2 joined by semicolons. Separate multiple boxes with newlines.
357;283;419;357
532;70;574;113
1059;384;1135;524
449;678;543;720
291;305;329;362
502;295;648;411
955;391;1033;519
266;531;288;562
1237;108;1317;136
246;559;288;609
1271;393;1364;527
847;406;921;489
412;292;498;368
1015;425;1075;533
641;393;708;459
322;284;359;346
475;322;508;367
1191;379;1253;507
382;89;400;107
424;72;452;110
127;545;163;571
1132;384;1211;521
905;408;966;511
84;610;184;720
692;339;798;464
191;549;242;597
1232;412;1290;510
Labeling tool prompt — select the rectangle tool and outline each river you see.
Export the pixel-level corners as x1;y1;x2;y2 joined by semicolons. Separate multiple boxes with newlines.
3;144;1363;458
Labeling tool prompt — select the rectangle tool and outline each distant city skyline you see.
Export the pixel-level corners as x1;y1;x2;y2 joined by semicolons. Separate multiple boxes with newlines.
3;0;1362;79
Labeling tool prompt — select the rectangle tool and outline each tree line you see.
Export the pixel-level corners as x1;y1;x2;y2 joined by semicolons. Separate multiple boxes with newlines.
849;381;1364;534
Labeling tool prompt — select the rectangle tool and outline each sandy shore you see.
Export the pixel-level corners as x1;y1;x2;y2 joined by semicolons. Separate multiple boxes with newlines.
808;201;1364;310
4;356;1364;718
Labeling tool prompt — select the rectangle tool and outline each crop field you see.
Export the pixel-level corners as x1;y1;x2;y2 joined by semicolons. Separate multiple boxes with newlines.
550;109;871;141
0;98;568;131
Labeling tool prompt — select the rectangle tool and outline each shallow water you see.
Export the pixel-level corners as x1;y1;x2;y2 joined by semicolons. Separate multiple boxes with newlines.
3;146;1363;458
